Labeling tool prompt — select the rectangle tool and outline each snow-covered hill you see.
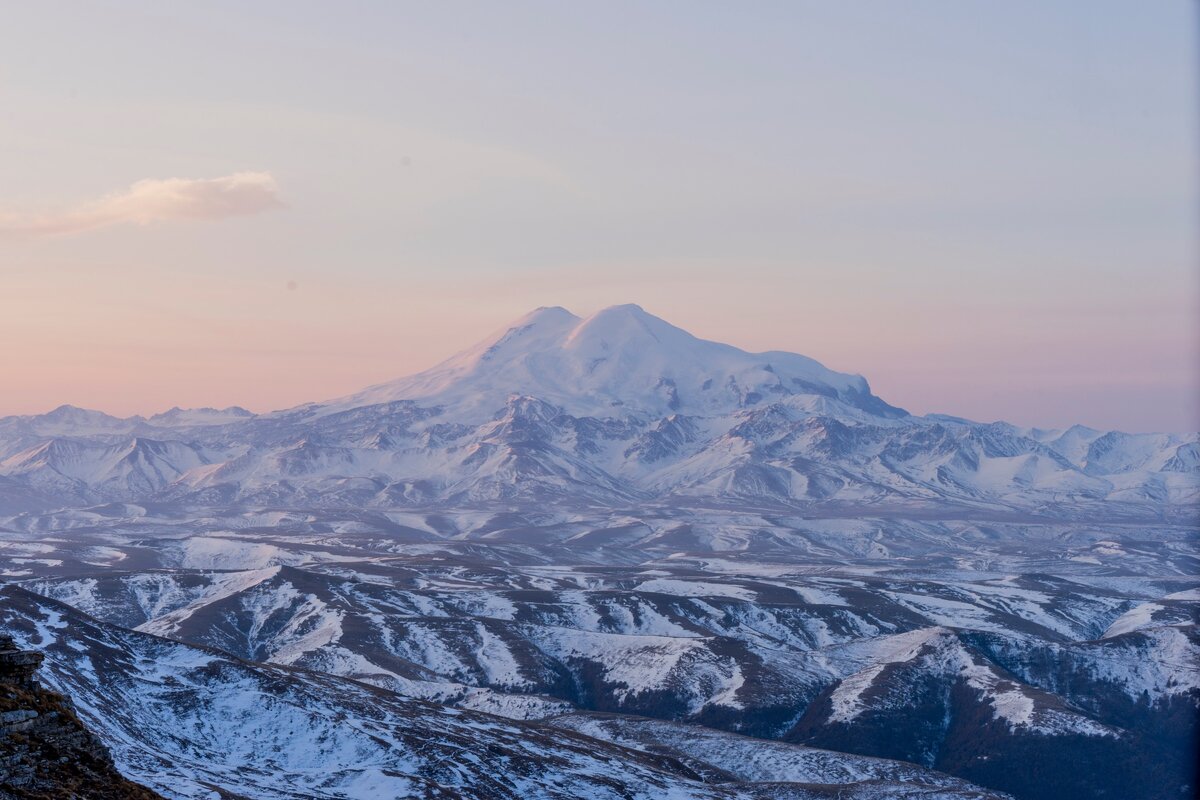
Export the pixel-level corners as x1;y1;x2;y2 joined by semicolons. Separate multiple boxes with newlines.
13;541;1197;800
0;586;1015;800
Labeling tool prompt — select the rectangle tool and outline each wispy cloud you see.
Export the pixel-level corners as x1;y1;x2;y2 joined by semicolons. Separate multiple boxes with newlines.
0;172;284;238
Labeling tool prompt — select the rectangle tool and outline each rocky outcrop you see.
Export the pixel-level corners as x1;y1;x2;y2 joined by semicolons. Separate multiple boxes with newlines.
0;639;41;689
0;634;162;800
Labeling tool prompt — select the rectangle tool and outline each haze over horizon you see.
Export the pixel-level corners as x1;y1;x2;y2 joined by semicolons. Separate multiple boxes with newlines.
2;2;1197;432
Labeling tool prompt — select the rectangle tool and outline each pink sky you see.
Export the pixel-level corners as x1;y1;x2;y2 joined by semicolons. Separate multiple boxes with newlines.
3;253;1196;431
1;3;1196;432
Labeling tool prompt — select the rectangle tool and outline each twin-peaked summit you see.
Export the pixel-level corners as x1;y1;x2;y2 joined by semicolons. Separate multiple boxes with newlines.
0;303;1194;515
340;304;905;421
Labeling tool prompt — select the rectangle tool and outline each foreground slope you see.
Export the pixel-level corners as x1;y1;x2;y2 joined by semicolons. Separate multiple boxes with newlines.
19;544;1200;800
0;586;1014;800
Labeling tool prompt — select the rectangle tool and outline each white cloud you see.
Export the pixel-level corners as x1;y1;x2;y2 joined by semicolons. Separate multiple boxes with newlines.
0;172;284;238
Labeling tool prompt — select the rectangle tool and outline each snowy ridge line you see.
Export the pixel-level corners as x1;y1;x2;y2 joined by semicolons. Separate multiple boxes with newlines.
0;305;1194;517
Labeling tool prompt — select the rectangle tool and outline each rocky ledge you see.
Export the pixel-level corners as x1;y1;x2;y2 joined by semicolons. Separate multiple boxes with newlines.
0;634;162;800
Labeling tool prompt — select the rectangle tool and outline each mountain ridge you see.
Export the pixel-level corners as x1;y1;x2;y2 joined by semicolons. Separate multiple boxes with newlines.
0;305;1194;516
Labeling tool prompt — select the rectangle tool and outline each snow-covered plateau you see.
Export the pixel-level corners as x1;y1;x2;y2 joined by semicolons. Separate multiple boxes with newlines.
0;305;1195;800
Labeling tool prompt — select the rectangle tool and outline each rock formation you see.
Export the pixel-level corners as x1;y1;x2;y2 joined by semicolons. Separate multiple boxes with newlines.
0;634;162;799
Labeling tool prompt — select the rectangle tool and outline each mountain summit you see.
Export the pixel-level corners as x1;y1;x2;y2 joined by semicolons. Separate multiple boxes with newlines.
0;303;1194;514
341;304;904;420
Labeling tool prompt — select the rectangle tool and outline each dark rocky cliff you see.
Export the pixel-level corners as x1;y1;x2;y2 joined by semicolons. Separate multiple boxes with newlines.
0;634;162;800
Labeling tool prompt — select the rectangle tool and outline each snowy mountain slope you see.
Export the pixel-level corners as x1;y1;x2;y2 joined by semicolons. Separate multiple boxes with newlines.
0;305;1193;515
549;713;1011;794
0;585;1019;800
337;305;902;421
23;561;1155;701
15;542;1198;800
1;437;211;503
788;622;1199;800
5;503;1196;800
0;586;729;800
791;626;1118;741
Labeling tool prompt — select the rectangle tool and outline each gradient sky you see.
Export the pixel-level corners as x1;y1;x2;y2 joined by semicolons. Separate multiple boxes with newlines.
1;1;1197;432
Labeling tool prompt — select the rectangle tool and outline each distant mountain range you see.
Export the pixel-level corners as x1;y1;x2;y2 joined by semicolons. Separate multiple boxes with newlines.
0;304;1194;517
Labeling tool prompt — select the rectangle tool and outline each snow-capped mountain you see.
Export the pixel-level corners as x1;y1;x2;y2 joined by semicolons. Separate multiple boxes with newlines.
0;304;1194;515
339;304;903;420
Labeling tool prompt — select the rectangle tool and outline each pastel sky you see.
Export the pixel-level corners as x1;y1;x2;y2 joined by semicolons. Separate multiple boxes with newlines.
1;2;1196;432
